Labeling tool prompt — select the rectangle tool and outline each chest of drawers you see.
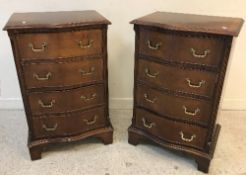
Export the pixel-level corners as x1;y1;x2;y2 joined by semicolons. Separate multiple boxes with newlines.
128;12;243;173
4;10;113;160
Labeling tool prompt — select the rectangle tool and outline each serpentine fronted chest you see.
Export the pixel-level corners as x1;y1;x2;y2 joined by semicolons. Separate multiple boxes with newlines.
128;11;243;173
4;10;113;160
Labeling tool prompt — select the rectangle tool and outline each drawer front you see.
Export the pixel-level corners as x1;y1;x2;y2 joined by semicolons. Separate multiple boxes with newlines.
28;85;104;115
137;59;218;97
16;29;102;60
136;84;212;125
23;58;103;89
139;29;225;67
135;108;207;150
32;107;106;139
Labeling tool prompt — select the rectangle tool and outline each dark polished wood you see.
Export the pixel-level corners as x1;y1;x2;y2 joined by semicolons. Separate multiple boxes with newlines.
129;11;243;173
32;107;106;139
131;11;244;36
4;10;113;160
135;108;208;150
28;84;105;115
3;10;111;30
136;84;212;126
16;29;103;59
138;59;218;98
128;124;221;173
139;28;225;67
23;58;103;89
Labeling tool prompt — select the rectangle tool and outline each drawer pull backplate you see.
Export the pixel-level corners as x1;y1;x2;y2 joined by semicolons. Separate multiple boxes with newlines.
142;118;156;129
33;72;52;81
42;123;58;132
186;78;205;88
38;99;55;108
79;67;95;76
182;105;200;116
180;131;196;142
28;42;47;52
80;93;97;101
77;39;94;49
147;40;162;50
145;68;159;78
190;48;210;58
83;115;98;125
144;93;157;103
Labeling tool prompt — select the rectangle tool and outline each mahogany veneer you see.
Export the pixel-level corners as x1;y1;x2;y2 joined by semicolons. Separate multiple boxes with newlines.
4;10;113;160
128;11;243;173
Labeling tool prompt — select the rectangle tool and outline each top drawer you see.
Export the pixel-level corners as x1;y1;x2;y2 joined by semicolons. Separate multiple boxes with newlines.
139;28;225;67
16;29;102;60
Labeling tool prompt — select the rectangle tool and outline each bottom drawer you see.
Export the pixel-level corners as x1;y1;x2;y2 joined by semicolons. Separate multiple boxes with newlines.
135;108;208;150
32;107;106;139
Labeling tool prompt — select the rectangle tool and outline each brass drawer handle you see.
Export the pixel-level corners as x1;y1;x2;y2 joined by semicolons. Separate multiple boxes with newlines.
144;93;157;103
190;48;210;58
38;99;55;108
145;68;159;78
180;131;196;142
28;42;47;52
80;93;97;101
182;105;200;116
147;40;162;50
83;115;98;125
77;39;94;49
186;78;205;88
142;118;156;129
79;67;95;76
33;72;52;81
42;123;58;132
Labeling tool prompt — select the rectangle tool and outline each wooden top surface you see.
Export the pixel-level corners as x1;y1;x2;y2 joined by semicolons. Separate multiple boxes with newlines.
3;10;111;30
131;11;244;36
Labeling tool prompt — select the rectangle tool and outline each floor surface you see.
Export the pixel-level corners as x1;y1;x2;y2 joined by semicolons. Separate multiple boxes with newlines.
0;109;246;175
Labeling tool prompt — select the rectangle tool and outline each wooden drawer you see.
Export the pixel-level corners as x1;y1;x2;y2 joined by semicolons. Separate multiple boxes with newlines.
23;58;103;89
28;84;104;115
16;29;102;60
139;28;225;67
135;108;208;150
136;84;212;125
137;59;218;97
32;107;106;139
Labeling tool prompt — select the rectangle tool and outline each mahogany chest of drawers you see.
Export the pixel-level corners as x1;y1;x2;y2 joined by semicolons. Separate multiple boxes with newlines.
4;10;113;160
128;12;243;173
